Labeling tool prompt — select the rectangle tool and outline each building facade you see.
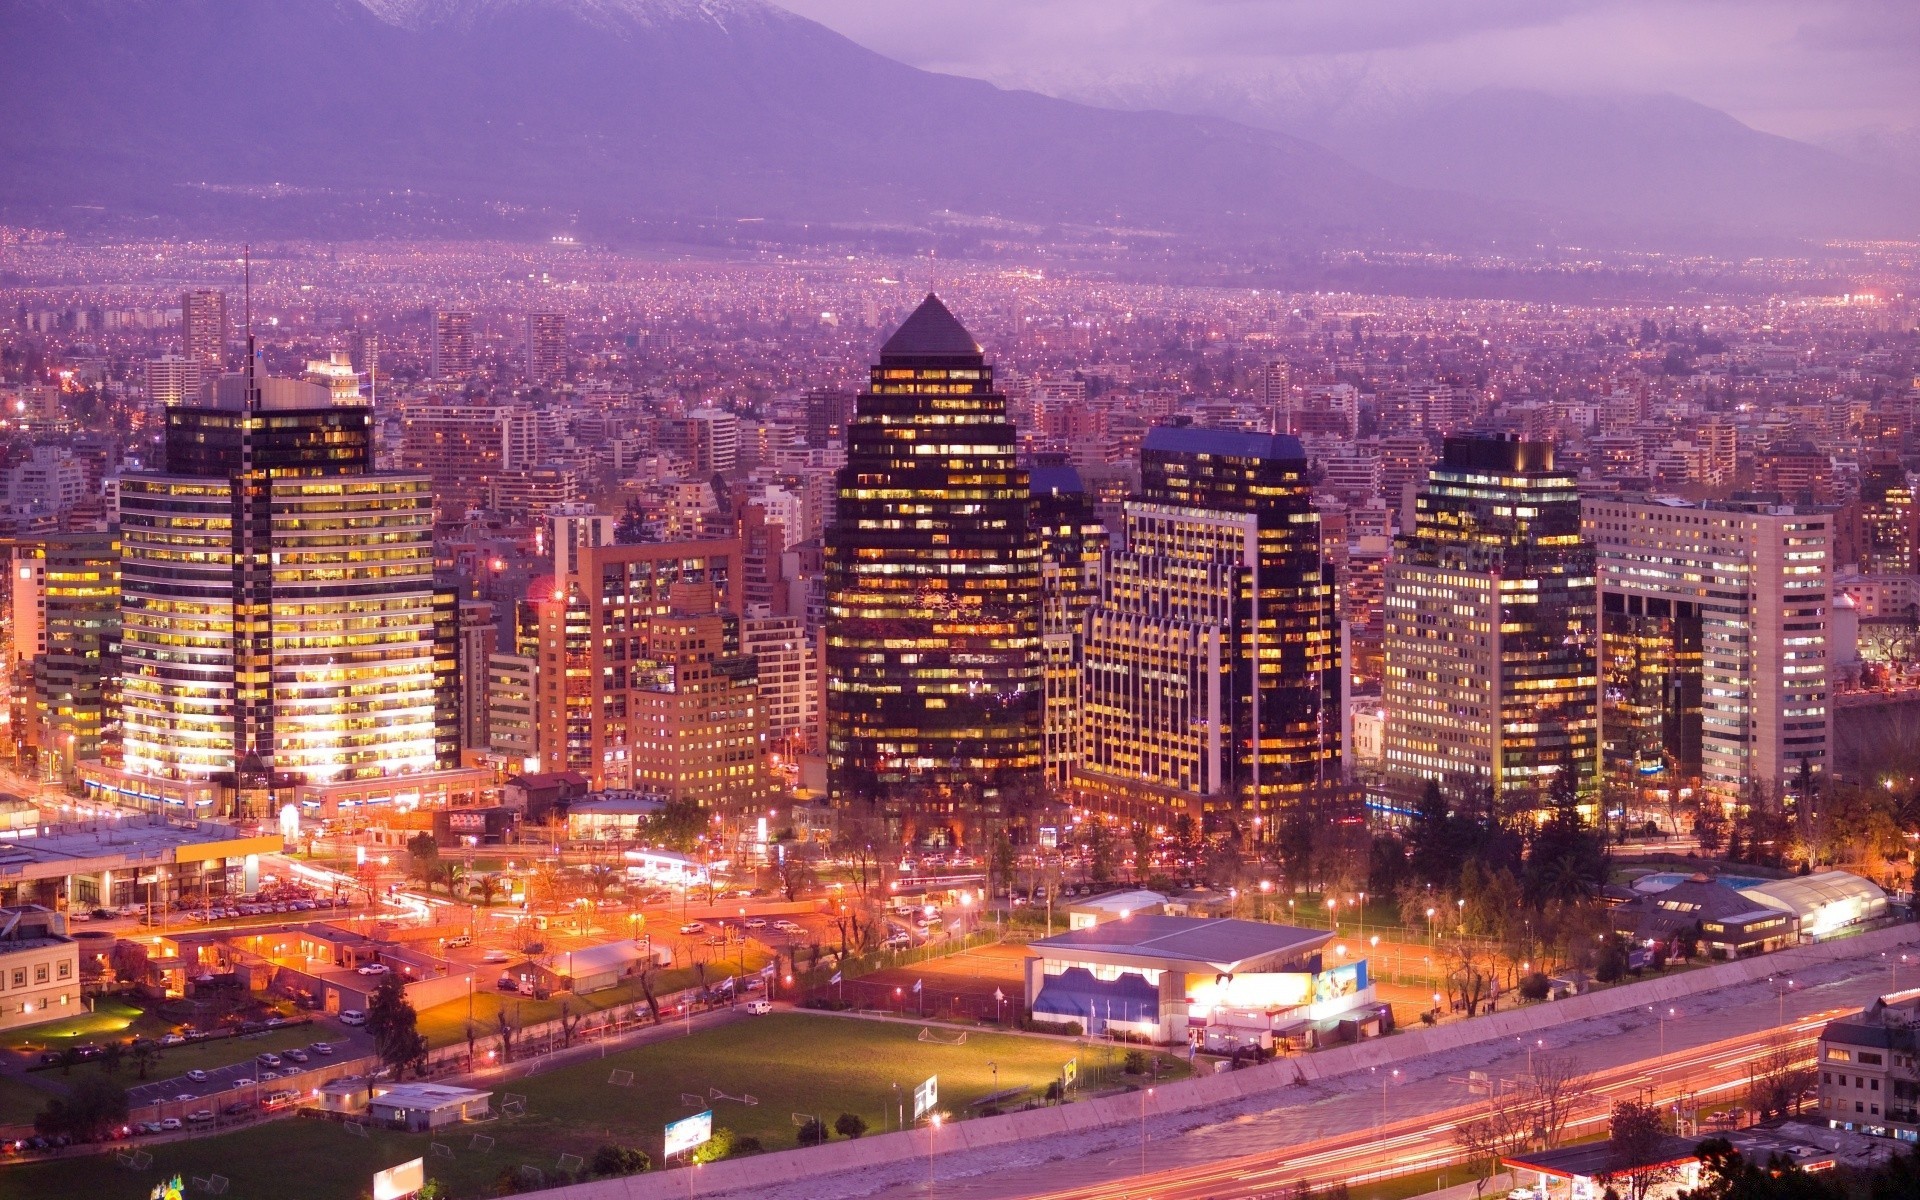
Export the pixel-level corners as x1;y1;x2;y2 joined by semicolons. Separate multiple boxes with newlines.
116;363;439;816
430;310;475;380
1382;436;1596;814
1587;494;1833;809
1031;464;1106;788
1078;427;1340;830
824;296;1043;839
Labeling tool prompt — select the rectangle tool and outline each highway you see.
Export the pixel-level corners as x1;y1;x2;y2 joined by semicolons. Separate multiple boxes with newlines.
1022;1012;1834;1200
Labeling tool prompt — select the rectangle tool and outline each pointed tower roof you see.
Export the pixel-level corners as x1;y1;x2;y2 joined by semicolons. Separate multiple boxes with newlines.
879;294;981;362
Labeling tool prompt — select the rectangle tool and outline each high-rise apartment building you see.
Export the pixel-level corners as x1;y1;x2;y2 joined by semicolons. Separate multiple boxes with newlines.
1854;457;1917;575
1260;359;1293;434
1382;436;1596;813
743;610;820;759
180;291;228;370
1079;427;1339;829
145;355;202;406
626;584;766;812
1587;494;1832;809
825;296;1043;835
430;310;475;380
115;359;438;815
399;402;537;522
1030;464;1106;788
526;311;566;385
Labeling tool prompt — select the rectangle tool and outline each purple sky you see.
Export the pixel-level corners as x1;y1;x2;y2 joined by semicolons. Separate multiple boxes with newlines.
772;0;1920;142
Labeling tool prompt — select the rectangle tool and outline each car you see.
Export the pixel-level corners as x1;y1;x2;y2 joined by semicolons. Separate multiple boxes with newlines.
703;934;726;946
481;949;510;963
186;1069;208;1083
310;1042;334;1056
158;1033;185;1047
186;1110;214;1124
339;1010;366;1026
222;1102;252;1117
91;906;117;920
159;1118;182;1132
743;917;767;929
678;921;705;934
355;963;389;976
496;973;518;991
256;1052;282;1067
744;998;773;1015
283;1048;310;1063
445;934;472;948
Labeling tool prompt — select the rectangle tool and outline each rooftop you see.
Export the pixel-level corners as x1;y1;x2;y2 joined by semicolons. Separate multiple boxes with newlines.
0;816;279;880
878;295;981;362
1029;915;1330;972
1503;1132;1698;1179
1141;425;1306;462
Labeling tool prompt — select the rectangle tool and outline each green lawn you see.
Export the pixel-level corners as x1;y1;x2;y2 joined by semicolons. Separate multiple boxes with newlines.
0;1074;59;1126
3;1012;1184;1200
3;999;165;1052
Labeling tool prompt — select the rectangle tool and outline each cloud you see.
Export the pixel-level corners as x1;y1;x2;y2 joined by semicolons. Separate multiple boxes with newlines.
772;0;1920;139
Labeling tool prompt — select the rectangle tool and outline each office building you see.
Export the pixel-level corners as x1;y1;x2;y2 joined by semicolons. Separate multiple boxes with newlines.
487;653;537;771
180;290;227;370
1816;992;1920;1140
1382;436;1596;813
825;295;1043;836
1260;360;1293;435
1587;494;1833;809
1079;427;1340;829
430;310;475;380
1030;464;1106;787
625;583;766;813
525;311;566;385
111;357;438;817
1854;457;1917;575
742;611;819;761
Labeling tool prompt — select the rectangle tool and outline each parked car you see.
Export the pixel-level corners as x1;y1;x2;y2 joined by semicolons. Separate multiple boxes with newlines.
743;917;767;929
158;1033;186;1046
186;1070;208;1083
186;1110;214;1124
283;1048;310;1063
355;963;389;976
256;1052;282;1068
744;999;773;1015
309;1042;334;1056
338;1010;366;1026
159;1118;182;1132
496;973;518;991
678;921;705;934
445;934;472;948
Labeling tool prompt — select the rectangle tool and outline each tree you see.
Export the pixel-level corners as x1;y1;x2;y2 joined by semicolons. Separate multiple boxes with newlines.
774;845;818;902
406;833;440;889
109;939;150;987
1746;1035;1816;1121
34;1073;128;1141
1128;824;1153;882
833;1112;868;1139
796;1116;829;1145
494;1007;520;1064
473;873;501;909
590;1145;651;1176
366;973;428;1076
1085;820;1117;884
1523;1053;1592;1152
1453;1093;1531;1195
438;860;467;899
129;1041;159;1081
1598;1100;1676;1200
583;862;620;908
557;1001;582;1048
1445;941;1496;1016
650;799;707;853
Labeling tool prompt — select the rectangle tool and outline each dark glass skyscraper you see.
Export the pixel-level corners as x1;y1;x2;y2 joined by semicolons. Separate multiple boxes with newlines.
825;296;1042;840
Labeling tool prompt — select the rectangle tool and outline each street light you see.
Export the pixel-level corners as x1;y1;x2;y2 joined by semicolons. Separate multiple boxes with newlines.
1327;897;1337;931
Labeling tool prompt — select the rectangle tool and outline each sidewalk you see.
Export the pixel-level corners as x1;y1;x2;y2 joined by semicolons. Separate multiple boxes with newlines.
1403;1173;1514;1200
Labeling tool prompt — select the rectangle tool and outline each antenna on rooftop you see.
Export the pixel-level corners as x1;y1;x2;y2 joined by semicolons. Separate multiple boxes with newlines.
243;244;259;412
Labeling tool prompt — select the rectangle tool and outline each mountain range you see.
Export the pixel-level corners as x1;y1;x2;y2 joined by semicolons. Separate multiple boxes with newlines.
0;0;1913;252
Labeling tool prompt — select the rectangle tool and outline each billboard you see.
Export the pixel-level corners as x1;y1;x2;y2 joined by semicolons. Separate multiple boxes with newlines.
372;1158;425;1200
1063;1058;1077;1088
665;1109;713;1158
1312;962;1367;1007
912;1074;938;1120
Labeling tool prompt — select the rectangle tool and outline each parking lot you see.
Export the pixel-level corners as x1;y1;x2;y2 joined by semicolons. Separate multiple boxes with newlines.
125;1023;374;1111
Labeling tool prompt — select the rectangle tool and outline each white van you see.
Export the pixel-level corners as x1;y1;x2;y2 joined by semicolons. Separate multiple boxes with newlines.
745;999;772;1015
339;1009;367;1026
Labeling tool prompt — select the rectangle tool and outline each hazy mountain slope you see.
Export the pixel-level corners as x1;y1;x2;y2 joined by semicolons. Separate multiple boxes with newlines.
0;0;1493;244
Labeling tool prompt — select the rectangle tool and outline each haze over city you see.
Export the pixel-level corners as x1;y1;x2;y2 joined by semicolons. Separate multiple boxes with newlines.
0;3;1917;1200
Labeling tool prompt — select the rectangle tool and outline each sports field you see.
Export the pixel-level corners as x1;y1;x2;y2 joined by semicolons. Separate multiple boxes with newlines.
3;1010;1181;1200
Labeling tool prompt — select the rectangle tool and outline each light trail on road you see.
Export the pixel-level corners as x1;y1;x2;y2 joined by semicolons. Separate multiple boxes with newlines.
1023;1012;1840;1200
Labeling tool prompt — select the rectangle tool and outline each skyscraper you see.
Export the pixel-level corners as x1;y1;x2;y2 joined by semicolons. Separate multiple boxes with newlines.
525;311;566;385
1260;359;1293;435
180;291;228;370
1854;456;1917;575
29;531;120;780
825;296;1043;837
1030;464;1106;788
399;401;538;522
1382;436;1595;813
1587;494;1832;810
115;353;438;816
1078;427;1339;829
431;310;475;380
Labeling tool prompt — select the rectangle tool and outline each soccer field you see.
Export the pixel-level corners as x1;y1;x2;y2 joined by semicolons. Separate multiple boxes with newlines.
4;1012;1183;1200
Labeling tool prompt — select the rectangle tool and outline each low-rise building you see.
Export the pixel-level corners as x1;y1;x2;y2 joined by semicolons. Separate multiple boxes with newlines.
0;905;80;1032
367;1082;493;1131
1608;873;1797;959
1023;915;1378;1049
1816;990;1920;1141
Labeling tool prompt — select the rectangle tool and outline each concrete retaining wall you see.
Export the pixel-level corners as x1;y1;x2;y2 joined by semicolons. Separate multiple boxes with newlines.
519;920;1920;1200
